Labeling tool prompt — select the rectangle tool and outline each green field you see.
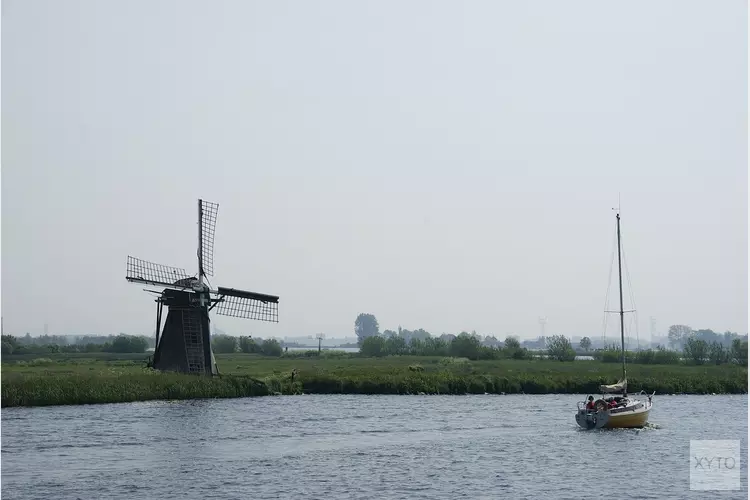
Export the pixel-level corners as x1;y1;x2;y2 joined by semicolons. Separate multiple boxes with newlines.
1;352;746;407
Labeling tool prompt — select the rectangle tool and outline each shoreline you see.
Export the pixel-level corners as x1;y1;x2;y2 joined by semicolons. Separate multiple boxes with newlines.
2;353;746;408
2;372;746;408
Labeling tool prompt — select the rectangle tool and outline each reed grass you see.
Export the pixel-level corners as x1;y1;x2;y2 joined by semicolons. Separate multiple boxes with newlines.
1;353;746;407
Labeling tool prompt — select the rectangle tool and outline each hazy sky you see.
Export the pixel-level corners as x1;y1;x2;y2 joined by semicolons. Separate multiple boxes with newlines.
2;1;747;340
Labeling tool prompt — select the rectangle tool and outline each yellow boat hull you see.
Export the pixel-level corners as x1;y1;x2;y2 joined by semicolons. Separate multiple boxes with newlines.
603;406;650;429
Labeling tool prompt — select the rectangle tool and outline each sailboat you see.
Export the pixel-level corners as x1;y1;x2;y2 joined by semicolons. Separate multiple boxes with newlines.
575;211;654;430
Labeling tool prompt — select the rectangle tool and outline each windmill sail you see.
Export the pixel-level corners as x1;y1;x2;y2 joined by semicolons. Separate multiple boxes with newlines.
198;199;219;277
126;256;195;290
214;287;279;322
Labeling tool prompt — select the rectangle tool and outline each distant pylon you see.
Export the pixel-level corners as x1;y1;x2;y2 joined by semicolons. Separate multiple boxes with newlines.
538;317;547;338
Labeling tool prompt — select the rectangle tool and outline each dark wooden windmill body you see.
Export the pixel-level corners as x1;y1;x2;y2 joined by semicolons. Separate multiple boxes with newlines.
126;200;279;375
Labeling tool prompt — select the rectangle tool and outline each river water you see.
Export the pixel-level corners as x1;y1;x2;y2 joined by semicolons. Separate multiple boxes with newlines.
1;394;746;499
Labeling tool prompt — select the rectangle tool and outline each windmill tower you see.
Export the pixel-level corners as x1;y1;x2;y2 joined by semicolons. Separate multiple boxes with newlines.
125;199;280;375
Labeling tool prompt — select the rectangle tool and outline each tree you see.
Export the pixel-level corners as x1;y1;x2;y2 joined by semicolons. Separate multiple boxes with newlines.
1;335;19;355
502;336;528;359
450;332;482;360
731;339;748;365
423;337;449;356
382;329;398;339
239;336;259;354
360;336;387;357
546;335;576;361
408;337;424;354
579;337;592;351
212;334;238;354
1;341;13;355
261;339;283;357
707;341;729;365
355;313;380;346
668;325;692;350
385;335;407;355
504;336;520;350
410;329;431;342
106;334;148;353
483;336;500;347
683;337;708;365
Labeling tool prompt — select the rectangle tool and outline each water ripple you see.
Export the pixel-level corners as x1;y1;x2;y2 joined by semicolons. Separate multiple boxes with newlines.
1;394;747;499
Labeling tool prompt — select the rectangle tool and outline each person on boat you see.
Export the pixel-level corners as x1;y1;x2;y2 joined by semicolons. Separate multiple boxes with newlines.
586;396;596;411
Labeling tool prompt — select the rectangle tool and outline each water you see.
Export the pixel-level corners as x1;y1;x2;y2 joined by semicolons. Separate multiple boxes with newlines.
2;395;746;499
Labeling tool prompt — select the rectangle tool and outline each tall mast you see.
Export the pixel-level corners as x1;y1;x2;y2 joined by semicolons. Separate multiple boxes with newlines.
616;212;626;384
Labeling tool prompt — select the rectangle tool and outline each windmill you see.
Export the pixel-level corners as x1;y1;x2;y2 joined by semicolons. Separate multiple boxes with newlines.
125;199;279;375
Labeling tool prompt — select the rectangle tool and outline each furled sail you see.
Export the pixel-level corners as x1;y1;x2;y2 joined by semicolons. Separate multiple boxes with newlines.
599;379;627;394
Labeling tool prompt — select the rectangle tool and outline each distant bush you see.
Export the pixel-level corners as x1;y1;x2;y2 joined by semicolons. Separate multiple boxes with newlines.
449;333;483;360
731;339;748;366
593;345;683;366
212;335;238;354
360;336;388;357
261;339;283;357
501;336;530;360
707;341;730;365
105;335;148;354
238;336;260;354
684;338;709;365
1;334;153;356
546;335;576;362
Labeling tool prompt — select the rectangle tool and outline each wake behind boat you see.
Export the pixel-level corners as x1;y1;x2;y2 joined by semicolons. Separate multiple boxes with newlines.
575;211;655;430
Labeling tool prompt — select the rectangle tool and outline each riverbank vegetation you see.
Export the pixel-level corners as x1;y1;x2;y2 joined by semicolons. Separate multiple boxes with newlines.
358;332;748;366
2;352;746;407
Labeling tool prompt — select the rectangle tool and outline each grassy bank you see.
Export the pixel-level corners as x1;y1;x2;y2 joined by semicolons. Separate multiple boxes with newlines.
1;353;746;407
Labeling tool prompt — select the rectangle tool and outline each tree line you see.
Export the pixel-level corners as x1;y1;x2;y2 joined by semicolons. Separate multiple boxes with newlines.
360;331;532;360
666;325;746;350
211;334;283;356
353;313;749;365
593;337;748;366
1;334;150;355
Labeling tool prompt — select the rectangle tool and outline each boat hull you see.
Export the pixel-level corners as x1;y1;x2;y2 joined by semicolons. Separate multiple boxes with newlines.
603;406;650;428
575;398;652;430
575;409;609;430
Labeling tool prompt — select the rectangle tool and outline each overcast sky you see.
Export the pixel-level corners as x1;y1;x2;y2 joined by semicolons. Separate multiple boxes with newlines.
2;0;747;341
